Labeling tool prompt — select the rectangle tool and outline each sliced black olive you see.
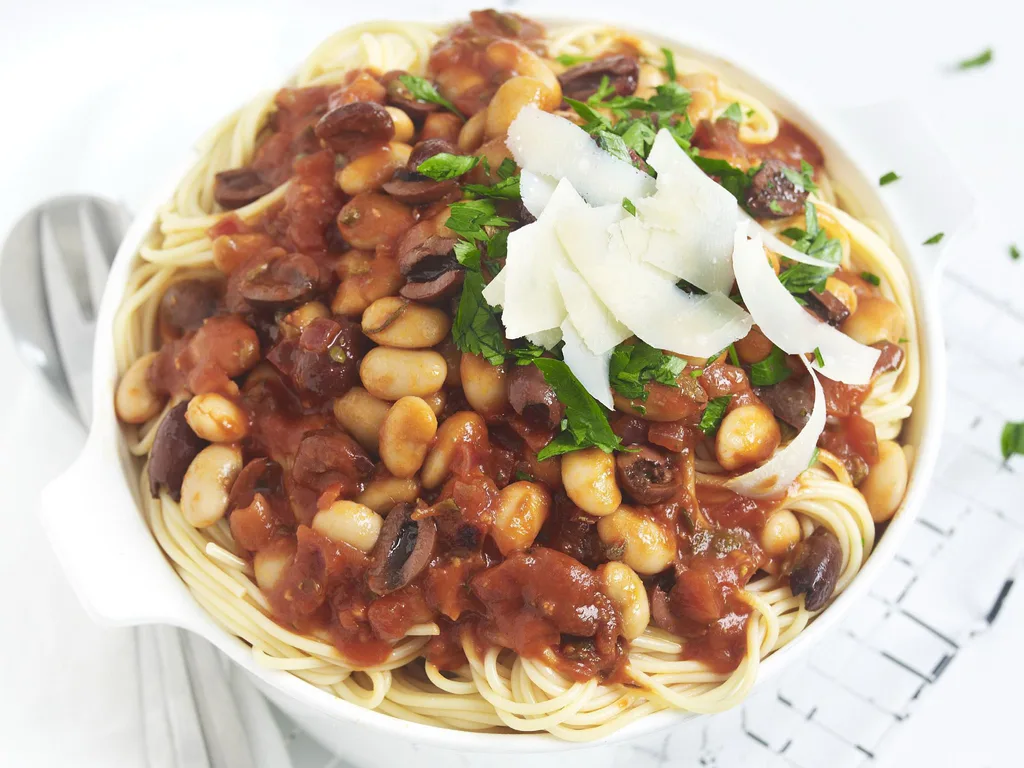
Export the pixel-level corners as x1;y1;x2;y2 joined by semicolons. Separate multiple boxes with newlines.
755;378;815;431
214;168;275;210
744;158;808;219
148;401;208;500
381;70;440;122
558;55;640;101
382;168;459;205
159;279;222;334
508;363;564;430
291;430;373;489
228;457;283;512
789;528;842;611
367;504;438;595
615;445;680;504
236;252;318;308
399;269;464;303
315;101;394;155
807;289;850;327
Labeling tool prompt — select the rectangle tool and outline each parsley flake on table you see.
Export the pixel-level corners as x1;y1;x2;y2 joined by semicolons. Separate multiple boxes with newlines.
1010;244;1020;261
609;341;686;401
749;346;793;386
923;232;945;245
879;171;901;186
956;47;993;70
397;74;464;119
1001;422;1024;460
533;359;623;460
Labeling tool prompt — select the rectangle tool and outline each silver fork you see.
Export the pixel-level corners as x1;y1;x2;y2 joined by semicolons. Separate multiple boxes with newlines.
1;197;282;768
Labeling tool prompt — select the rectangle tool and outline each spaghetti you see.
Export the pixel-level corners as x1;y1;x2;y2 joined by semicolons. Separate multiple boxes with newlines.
112;9;917;740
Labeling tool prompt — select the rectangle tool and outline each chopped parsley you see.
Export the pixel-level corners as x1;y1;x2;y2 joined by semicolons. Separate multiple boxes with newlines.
622;197;637;216
690;155;758;202
768;200;784;215
719;102;744;124
608;341;686;401
812;347;825;367
397;74;464;119
1001;422;1024;460
879;171;901;186
776;203;843;294
463;158;521;200
749;346;793;386
782;160;818;193
556;53;592;67
1011;244;1020;261
452;271;505;365
660;47;677;82
923;232;945;245
533;358;623;459
416;153;479;181
447;199;513;365
957;48;993;70
513;469;535;482
808;447;820;468
506;341;550;365
861;271;881;286
699;395;732;435
445;199;512;242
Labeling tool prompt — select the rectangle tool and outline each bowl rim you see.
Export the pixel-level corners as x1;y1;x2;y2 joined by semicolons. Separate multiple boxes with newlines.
58;11;948;753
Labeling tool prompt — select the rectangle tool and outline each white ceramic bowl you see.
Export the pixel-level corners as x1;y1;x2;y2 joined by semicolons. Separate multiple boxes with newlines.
41;16;967;768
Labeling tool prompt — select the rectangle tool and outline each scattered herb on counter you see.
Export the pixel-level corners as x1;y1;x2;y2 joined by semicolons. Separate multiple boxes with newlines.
879;171;901;186
749;346;793;386
398;74;464;119
699;395;732;435
1010;244;1020;261
956;48;993;70
533;358;623;459
719;102;744;123
1001;422;1024;460
556;53;593;66
622;197;637;216
923;232;945;245
609;341;687;401
416;153;480;181
660;47;677;81
861;271;882;286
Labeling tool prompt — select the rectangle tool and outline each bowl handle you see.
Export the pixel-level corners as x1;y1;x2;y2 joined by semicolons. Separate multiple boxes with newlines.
832;100;976;286
40;429;203;629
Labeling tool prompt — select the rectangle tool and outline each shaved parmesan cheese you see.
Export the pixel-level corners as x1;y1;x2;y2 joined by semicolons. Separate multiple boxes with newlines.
520;170;558;218
556;206;751;357
633;130;739;294
526;327;563;349
726;358;825;497
500;179;587;339
507;107;655;207
614;216;651;262
481;266;506;308
741;211;836;268
732;226;880;384
554;264;630;354
560;318;614;409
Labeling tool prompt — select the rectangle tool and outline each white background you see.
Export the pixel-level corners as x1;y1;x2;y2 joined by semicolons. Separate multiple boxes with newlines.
0;0;1022;765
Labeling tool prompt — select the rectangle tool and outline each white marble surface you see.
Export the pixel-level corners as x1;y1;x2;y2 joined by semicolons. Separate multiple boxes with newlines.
1;0;1022;766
